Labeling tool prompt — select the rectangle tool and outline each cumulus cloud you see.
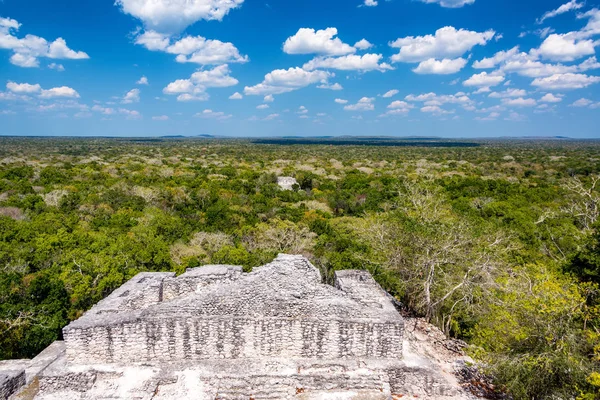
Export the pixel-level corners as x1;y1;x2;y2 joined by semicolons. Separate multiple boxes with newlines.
417;0;475;8
257;104;269;109
137;76;149;85
136;32;248;65
0;17;89;68
48;63;65;72
115;0;244;34
390;26;495;63
354;39;373;50
7;81;41;94
196;109;232;120
489;88;527;98
163;65;238;101
39;86;80;99
118;108;141;119
537;0;584;24
344;97;375;111
263;95;274;102
363;0;378;6
317;82;343;90
122;88;140;104
537;34;596;62
531;73;600;90
303;53;393;72
571;98;594;107
502;97;537;107
244;67;332;96
413;58;467;74
335;98;348;104
382;90;399;98
229;92;243;100
463;72;505;87
473;46;520;69
540;93;563;103
283;28;355;56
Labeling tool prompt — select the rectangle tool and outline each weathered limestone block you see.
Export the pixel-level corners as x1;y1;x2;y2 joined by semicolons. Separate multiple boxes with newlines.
162;265;243;301
0;360;28;399
63;255;404;365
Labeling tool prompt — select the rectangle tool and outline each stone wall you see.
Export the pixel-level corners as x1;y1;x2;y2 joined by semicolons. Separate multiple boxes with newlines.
64;316;403;364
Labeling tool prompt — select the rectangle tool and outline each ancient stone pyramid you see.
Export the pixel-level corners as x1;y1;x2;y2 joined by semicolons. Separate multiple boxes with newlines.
3;255;466;399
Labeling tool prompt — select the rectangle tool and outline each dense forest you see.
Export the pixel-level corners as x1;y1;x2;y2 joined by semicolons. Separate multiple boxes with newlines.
1;137;599;399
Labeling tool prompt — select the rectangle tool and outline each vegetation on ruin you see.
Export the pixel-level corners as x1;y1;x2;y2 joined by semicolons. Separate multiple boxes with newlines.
1;137;600;399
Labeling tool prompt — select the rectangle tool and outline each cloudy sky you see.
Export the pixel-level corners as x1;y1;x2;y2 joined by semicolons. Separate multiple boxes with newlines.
1;0;600;137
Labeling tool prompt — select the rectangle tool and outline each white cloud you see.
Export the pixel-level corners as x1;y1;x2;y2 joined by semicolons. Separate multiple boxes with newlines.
244;67;332;96
571;98;593;107
137;76;149;85
0;17;89;68
122;88;140;104
92;105;115;115
489;88;527;98
163;64;238;101
540;93;563;103
257;104;269;109
335;98;348;104
363;0;378;6
421;105;453;114
531;73;600;90
382;89;399;98
196;109;232;120
263;113;279;120
405;92;473;108
578;8;600;38
47;38;88;60
537;34;596;62
303;53;393;71
463;72;505;87
388;100;413;110
176;93;209;101
48;63;65;72
344;97;375;111
475;112;500;121
39;86;80;99
297;106;308;114
417;0;475;8
502;97;537;107
134;31;171;51
229;92;243;100
7;81;41;94
473;46;520;69
283;28;355;56
317;82;343;90
163;79;196;94
115;0;244;34
152;115;169;120
354;39;373;50
413;58;467;74
118;108;141;119
264;94;274;102
135;31;248;65
190;64;238;87
537;0;584;24
390;26;495;63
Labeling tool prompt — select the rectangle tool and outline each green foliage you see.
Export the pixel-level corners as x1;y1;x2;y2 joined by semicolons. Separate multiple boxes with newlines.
2;137;600;399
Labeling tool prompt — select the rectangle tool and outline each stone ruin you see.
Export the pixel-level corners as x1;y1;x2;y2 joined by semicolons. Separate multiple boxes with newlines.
277;177;298;191
2;254;470;399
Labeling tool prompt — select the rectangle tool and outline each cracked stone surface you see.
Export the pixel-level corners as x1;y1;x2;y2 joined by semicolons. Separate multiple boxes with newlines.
5;254;475;399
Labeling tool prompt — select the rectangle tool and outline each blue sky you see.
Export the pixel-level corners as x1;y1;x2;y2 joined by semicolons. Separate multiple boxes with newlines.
1;0;600;138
